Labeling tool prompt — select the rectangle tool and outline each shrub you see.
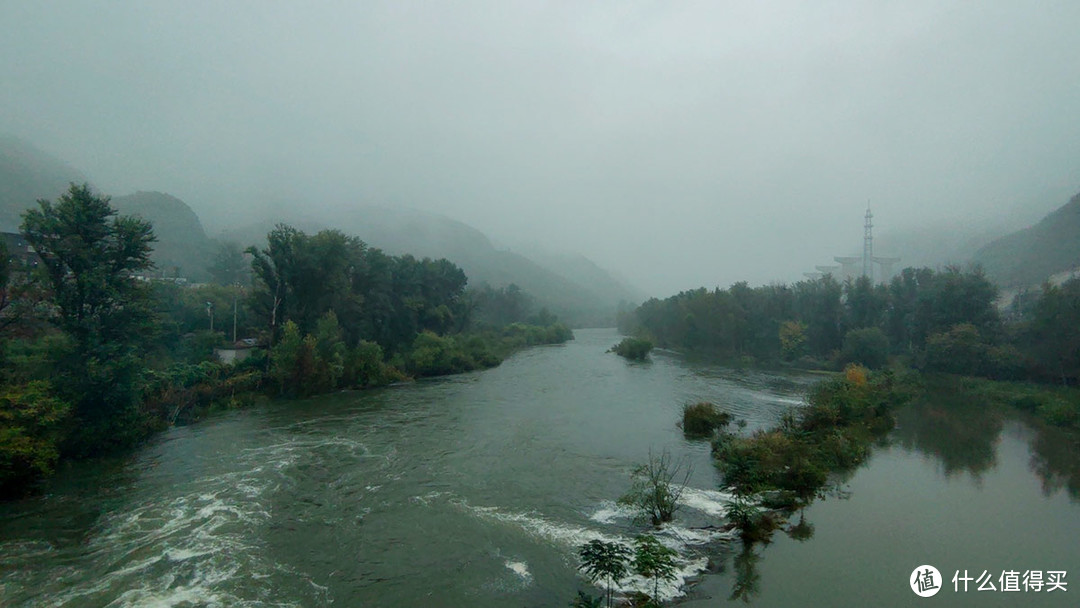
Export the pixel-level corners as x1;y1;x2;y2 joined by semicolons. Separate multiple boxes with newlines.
345;340;406;387
407;331;477;377
610;337;653;361
682;402;732;438
0;381;71;497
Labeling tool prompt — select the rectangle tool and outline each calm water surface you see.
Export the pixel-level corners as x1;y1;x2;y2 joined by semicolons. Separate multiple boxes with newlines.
1;328;1077;606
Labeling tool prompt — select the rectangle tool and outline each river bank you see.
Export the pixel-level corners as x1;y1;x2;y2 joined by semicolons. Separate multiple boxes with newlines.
1;329;1076;606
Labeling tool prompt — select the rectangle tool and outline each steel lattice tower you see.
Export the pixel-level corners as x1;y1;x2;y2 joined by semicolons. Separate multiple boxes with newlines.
862;204;873;281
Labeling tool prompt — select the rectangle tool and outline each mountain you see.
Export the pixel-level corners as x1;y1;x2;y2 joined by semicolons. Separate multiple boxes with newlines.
874;223;1007;271
512;245;645;306
1;135;638;322
219;205;640;326
0;135;88;231
974;190;1080;287
111;191;214;282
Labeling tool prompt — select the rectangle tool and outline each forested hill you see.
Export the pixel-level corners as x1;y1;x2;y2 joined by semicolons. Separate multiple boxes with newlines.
220;206;640;327
974;189;1080;287
0;136;88;231
111;191;215;282
0;135;639;324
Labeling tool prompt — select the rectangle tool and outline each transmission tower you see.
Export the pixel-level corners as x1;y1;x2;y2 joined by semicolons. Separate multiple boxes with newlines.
862;203;873;281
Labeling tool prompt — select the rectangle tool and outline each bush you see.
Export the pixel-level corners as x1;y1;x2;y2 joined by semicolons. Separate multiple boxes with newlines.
1037;398;1080;429
682;402;732;438
610;337;653;361
839;327;889;369
0;381;71;498
345;340;406;387
407;331;477;377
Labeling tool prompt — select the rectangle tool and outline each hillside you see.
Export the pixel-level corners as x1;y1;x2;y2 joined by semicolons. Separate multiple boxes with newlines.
219;206;640;326
111;191;214;282
974;190;1080;287
0;136;88;231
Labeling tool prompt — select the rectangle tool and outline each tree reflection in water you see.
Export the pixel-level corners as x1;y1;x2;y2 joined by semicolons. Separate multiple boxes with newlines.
892;390;1003;481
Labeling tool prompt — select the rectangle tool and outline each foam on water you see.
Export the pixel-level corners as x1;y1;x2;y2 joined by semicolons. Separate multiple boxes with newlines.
444;493;734;603
0;434;375;607
678;486;736;518
505;560;532;582
588;500;638;524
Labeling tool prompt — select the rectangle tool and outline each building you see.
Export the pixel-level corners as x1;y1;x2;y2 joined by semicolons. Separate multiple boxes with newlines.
1;231;41;270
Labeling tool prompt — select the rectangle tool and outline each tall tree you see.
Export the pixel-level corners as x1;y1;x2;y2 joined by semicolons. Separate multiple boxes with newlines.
21;183;157;454
208;241;248;286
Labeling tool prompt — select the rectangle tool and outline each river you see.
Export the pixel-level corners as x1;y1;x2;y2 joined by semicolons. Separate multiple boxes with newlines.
1;328;1077;606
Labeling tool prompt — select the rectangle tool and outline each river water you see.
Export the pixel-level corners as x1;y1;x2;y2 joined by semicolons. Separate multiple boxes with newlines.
1;328;1078;606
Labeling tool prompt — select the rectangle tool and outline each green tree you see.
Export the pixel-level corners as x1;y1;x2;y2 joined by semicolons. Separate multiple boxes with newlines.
839;327;890;369
21;183;157;454
269;321;313;396
778;320;807;361
208;241;248;286
579;539;631;608
1025;279;1080;384
632;534;678;602
311;311;346;392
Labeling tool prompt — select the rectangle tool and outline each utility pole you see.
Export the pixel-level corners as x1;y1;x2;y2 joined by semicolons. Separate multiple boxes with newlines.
232;284;239;343
206;300;214;333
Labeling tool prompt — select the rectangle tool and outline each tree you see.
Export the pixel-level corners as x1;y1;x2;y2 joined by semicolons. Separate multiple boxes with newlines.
311;311;346;392
22;184;156;344
247;224;300;344
632;534;678;602
618;449;691;525
839;327;890;370
208;241;248;286
778;320;807;361
579;539;631;608
1025;279;1080;384
269;321;314;396
21;183;157;454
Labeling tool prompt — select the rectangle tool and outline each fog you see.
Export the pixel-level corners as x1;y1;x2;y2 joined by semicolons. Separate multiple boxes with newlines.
2;1;1079;296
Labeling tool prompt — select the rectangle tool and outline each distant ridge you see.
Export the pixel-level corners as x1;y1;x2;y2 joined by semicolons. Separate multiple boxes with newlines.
112;191;214;282
974;189;1080;287
0;134;641;323
219;205;642;326
0;135;89;230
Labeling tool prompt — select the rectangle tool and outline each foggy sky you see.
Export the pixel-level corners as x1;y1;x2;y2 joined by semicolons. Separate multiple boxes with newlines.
3;1;1079;297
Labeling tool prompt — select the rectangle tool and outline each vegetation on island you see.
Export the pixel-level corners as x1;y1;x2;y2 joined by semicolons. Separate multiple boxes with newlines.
0;183;574;498
610;337;653;361
715;365;909;540
681;401;732;438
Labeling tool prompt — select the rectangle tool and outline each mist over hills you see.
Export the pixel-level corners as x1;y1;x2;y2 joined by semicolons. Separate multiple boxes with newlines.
0;136;87;231
973;190;1080;288
6;133;1078;313
111;191;214;282
0;135;638;325
220;205;643;326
